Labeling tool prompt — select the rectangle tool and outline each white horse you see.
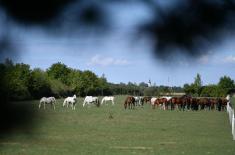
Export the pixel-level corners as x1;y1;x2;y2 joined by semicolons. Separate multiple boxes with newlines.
39;97;56;110
134;96;144;106
83;96;100;107
101;96;115;105
63;95;77;110
150;97;157;106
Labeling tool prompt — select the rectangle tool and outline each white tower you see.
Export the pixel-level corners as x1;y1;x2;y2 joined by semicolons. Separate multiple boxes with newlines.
148;79;151;87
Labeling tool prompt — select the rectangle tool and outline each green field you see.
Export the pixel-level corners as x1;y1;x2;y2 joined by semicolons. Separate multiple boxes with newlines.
1;96;235;155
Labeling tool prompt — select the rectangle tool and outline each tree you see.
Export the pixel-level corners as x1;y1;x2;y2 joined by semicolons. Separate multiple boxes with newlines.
218;76;235;96
4;63;31;100
98;74;112;96
47;62;72;85
193;73;202;96
74;70;100;96
28;68;51;99
139;82;148;87
200;85;221;97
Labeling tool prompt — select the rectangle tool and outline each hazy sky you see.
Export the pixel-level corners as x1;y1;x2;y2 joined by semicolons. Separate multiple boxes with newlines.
0;1;235;86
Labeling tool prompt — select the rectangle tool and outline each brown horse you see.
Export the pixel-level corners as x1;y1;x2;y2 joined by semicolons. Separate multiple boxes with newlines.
152;98;159;109
210;98;218;110
170;97;182;110
157;97;168;110
124;96;135;109
221;98;228;111
143;96;151;104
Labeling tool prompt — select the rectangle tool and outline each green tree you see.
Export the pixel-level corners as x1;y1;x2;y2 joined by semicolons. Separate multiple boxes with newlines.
98;74;111;96
5;63;31;100
28;68;51;99
74;70;100;96
200;85;221;97
47;62;71;85
193;73;202;96
218;76;235;96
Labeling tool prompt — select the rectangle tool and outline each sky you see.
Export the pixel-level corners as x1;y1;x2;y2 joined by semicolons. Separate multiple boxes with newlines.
0;1;235;87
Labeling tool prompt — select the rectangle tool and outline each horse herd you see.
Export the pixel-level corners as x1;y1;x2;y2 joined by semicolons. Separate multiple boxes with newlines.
39;95;229;111
39;95;114;110
124;96;229;111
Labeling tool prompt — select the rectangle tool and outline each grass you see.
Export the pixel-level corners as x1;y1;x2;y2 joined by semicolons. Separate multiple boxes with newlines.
0;96;235;155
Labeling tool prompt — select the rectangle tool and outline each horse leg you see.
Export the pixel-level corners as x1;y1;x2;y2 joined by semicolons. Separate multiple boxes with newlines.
39;102;41;109
152;103;154;109
44;103;45;110
53;103;55;110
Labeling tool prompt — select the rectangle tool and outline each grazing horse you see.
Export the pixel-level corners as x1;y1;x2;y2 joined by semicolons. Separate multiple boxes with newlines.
190;97;198;111
180;96;191;111
124;96;135;109
134;96;144;106
221;98;228;111
101;96;115;105
159;96;172;110
143;96;151;104
170;97;183;110
160;97;168;110
83;96;100;107
210;98;218;110
151;97;158;109
39;97;56;110
63;95;77;110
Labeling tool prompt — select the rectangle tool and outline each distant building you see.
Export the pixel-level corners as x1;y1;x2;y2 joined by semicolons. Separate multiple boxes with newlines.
147;79;151;87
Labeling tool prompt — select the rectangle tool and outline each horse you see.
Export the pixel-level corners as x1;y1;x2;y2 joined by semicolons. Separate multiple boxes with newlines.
63;95;77;108
101;96;115;105
39;97;56;110
83;96;100;107
221;98;228;111
134;96;144;106
143;96;151;104
189;97;199;111
170;97;182;110
158;97;169;110
150;97;157;108
63;94;77;110
124;96;135;109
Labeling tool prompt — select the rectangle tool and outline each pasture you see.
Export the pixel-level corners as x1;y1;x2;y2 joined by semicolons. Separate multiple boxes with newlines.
0;96;235;155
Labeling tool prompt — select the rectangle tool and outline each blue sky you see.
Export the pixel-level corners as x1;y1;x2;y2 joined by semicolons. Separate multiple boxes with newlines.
0;1;235;86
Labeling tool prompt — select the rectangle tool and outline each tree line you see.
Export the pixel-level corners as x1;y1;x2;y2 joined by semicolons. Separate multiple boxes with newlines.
0;59;234;101
183;73;235;97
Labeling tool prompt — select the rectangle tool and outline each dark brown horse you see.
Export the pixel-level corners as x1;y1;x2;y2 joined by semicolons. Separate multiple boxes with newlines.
221;98;228;111
143;96;151;104
170;97;182;110
124;96;135;109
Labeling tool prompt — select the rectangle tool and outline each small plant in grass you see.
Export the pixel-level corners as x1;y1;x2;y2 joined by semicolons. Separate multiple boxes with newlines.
108;112;114;119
